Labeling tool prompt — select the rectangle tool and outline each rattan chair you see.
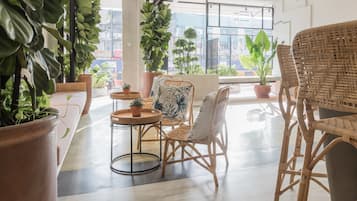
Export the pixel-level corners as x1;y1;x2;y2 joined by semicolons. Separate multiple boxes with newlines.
274;45;328;201
138;79;195;149
161;86;230;188
292;21;357;201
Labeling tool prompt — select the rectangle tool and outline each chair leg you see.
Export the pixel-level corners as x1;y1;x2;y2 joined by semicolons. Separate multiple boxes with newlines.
181;145;185;162
161;139;170;177
297;136;314;201
171;142;176;157
289;127;303;186
208;141;218;188
274;121;291;201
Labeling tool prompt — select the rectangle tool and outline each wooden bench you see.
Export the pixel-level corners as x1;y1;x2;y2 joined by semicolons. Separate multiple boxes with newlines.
51;83;87;175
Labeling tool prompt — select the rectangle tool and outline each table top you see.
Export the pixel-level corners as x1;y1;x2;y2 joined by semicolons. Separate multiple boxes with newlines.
111;108;162;125
110;91;141;100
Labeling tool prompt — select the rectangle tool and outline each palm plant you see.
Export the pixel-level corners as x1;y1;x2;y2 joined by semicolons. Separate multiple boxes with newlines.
240;30;278;85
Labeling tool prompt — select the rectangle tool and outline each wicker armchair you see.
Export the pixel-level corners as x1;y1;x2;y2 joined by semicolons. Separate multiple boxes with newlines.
293;21;357;201
138;79;195;150
161;87;230;188
274;45;328;201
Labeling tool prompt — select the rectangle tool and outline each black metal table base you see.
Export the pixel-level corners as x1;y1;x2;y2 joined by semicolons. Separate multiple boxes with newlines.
111;152;160;175
111;122;162;175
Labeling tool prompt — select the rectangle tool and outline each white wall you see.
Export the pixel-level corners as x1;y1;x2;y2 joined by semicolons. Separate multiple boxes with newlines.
101;0;122;9
273;0;357;44
122;0;144;91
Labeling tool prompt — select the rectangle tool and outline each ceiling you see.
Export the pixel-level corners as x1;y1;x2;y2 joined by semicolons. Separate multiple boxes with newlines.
100;0;273;11
174;0;273;7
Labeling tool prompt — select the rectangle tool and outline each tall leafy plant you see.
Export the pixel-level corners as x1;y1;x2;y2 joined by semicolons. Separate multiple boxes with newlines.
0;0;68;127
140;0;172;72
62;0;101;77
240;30;277;85
173;28;202;74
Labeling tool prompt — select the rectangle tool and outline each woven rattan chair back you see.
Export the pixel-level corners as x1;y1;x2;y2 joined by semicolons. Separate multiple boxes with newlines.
210;86;230;139
163;79;195;126
277;45;298;89
293;21;357;113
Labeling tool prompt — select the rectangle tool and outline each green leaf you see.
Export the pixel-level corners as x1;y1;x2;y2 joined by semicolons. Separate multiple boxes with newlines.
43;25;71;50
76;0;92;15
0;1;34;44
255;30;270;51
0;55;16;75
7;0;21;7
23;0;44;11
0;28;20;58
239;55;256;70
41;48;60;79
43;0;64;24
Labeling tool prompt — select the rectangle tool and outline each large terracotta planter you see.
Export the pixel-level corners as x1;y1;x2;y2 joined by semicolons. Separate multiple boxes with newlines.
254;84;271;98
142;72;162;98
78;74;92;114
0;115;58;201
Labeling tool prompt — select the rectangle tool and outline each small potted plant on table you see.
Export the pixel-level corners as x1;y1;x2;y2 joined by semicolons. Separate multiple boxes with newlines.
122;83;131;95
130;98;143;117
240;30;277;98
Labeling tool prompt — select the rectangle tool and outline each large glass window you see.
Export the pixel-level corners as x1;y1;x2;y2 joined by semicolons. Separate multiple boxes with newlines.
167;1;273;76
93;9;123;88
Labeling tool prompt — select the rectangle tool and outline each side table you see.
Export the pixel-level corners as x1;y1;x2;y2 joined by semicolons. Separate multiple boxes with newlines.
110;91;141;111
110;108;162;175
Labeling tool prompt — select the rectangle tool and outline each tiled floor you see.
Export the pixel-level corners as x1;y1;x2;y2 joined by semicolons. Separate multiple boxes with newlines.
58;96;329;201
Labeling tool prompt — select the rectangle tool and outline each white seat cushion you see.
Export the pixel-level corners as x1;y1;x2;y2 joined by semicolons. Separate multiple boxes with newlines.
189;91;216;141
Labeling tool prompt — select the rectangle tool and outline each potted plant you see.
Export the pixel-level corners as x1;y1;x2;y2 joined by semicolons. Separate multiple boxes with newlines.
172;27;219;101
59;0;101;114
130;98;144;117
240;30;278;98
90;64;110;97
140;0;172;97
122;83;131;94
0;1;67;200
173;28;202;75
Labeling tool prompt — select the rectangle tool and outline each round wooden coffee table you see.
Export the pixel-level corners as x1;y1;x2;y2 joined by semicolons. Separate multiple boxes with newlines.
110;91;141;111
110;108;162;175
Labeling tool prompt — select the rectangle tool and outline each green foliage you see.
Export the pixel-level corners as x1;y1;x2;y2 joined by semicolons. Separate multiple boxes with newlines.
63;0;101;76
208;65;238;76
172;28;202;75
0;78;53;126
0;0;67;127
140;1;172;72
130;98;143;107
89;64;110;88
122;83;130;90
240;30;277;85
